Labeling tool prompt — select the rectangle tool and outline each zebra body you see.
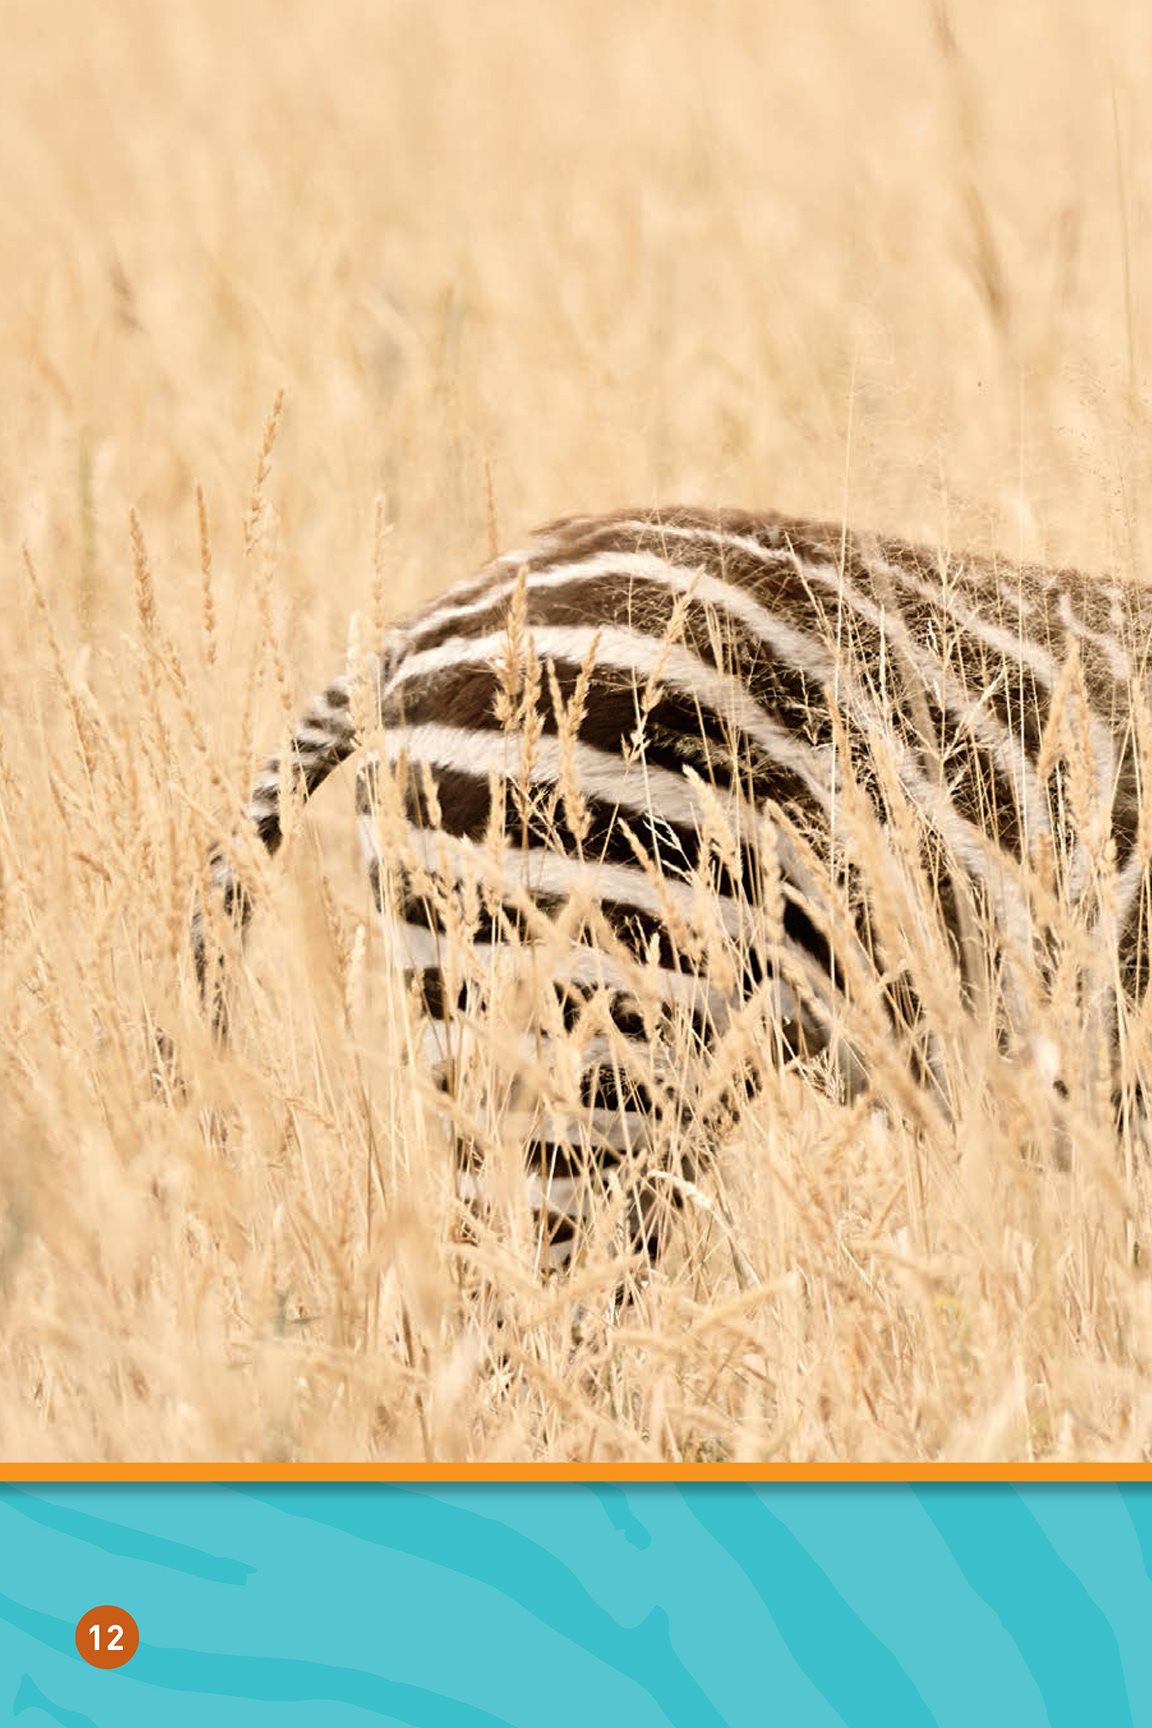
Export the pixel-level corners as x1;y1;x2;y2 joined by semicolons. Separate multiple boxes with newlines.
207;509;1150;1271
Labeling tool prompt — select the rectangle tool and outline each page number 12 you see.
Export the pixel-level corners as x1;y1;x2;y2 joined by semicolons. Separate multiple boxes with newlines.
75;1605;140;1669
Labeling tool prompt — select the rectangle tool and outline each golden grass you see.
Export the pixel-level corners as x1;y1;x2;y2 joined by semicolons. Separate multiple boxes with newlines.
4;0;1152;1461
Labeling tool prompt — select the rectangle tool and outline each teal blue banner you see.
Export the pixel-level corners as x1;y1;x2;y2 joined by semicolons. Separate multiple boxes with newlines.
1;1486;1149;1725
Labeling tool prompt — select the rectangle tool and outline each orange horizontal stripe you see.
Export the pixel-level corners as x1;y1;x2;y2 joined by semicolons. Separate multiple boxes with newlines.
1;1463;1150;1483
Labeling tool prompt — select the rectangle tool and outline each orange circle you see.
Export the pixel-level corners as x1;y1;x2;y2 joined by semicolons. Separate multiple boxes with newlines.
75;1605;139;1669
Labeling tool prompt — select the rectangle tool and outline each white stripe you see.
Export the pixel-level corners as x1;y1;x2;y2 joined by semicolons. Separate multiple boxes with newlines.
373;913;740;1027
871;553;1120;840
405;545;841;694
374;722;754;835
380;530;1058;956
387;817;759;943
793;558;1055;840
1056;590;1131;681
610;518;1060;853
383;621;835;801
605;518;1120;928
294;725;341;750
361;755;1018;1039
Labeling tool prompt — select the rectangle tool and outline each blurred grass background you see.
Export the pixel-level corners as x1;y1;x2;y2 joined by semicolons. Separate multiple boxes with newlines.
2;0;1152;1461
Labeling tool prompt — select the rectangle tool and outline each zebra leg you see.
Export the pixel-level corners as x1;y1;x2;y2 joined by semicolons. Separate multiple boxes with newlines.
357;754;712;1291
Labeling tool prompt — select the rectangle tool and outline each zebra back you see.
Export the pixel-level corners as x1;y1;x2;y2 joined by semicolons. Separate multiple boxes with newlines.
201;507;1151;1270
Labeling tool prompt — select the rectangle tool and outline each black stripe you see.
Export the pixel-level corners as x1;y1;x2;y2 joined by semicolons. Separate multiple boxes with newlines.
251;705;355;857
524;1138;629;1180
577;1050;658;1114
383;659;821;809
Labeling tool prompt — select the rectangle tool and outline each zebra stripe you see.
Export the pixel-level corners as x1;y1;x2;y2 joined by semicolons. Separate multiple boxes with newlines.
198;507;1148;1276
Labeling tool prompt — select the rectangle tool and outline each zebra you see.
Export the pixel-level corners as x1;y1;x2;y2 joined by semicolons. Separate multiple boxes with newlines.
194;506;1151;1280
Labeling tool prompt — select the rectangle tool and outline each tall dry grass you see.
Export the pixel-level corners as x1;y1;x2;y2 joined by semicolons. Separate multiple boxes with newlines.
3;0;1152;1460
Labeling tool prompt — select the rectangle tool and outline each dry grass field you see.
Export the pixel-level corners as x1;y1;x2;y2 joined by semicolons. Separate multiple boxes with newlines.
4;0;1152;1462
